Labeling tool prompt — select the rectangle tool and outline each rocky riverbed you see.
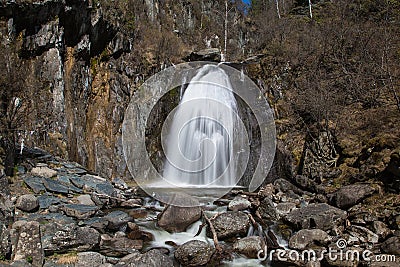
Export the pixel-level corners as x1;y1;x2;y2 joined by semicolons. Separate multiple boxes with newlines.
0;148;399;267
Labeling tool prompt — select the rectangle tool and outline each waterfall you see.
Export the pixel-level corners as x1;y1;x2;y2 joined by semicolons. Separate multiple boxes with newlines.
162;65;240;187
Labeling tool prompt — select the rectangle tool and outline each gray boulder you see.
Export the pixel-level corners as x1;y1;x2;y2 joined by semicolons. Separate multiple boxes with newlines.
76;251;106;267
104;210;133;231
11;221;44;267
207;211;250;240
157;194;202;233
258;197;280;222
328;184;375;209
228;197;251;211
288;229;331;250
233;236;266;258
16;194;39;212
60;204;99;220
41;223;100;254
371;221;391;240
347;225;379;244
285;203;347;231
115;249;173;267
99;234;142;257
381;236;400;255
174;240;214;266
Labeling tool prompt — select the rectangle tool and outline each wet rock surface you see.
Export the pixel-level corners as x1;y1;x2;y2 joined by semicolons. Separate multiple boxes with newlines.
157;194;202;233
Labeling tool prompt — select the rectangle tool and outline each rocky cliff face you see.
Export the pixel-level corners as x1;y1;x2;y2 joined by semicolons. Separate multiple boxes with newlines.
0;0;133;179
0;0;249;180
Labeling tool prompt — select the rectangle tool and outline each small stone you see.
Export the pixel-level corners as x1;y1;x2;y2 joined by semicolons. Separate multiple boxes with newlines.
31;167;57;178
16;194;39;212
112;177;128;190
121;199;142;208
76;194;96;206
128;208;148;219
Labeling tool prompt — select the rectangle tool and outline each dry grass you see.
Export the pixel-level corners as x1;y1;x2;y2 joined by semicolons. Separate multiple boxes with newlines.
56;253;78;265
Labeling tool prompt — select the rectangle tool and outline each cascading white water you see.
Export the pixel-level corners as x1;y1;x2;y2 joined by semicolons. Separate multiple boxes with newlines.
162;65;239;187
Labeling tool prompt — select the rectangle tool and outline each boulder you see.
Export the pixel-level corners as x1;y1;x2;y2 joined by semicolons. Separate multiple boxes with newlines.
104;210;133;231
11;221;44;267
31;167;57;178
258;197;280;222
274;179;304;195
157;194;202;233
41;223;100;254
42;178;70;194
381;236;400;255
37;194;61;209
207;211;250;240
347;225;379;244
0;223;11;260
371;221;391;240
115;249;173;267
276;202;297;216
16;194;39;212
76;252;106;267
228;197;251;211
288;229;331;250
60;204;99;220
76;194;96;206
233;236;265;258
187;48;221;61
174;240;214;266
285;203;347;231
99;234;142;257
23;176;46;194
328;184;375;209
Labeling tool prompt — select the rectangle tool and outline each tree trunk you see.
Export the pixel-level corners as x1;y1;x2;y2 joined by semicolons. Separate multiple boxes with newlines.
308;0;313;19
275;0;281;19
